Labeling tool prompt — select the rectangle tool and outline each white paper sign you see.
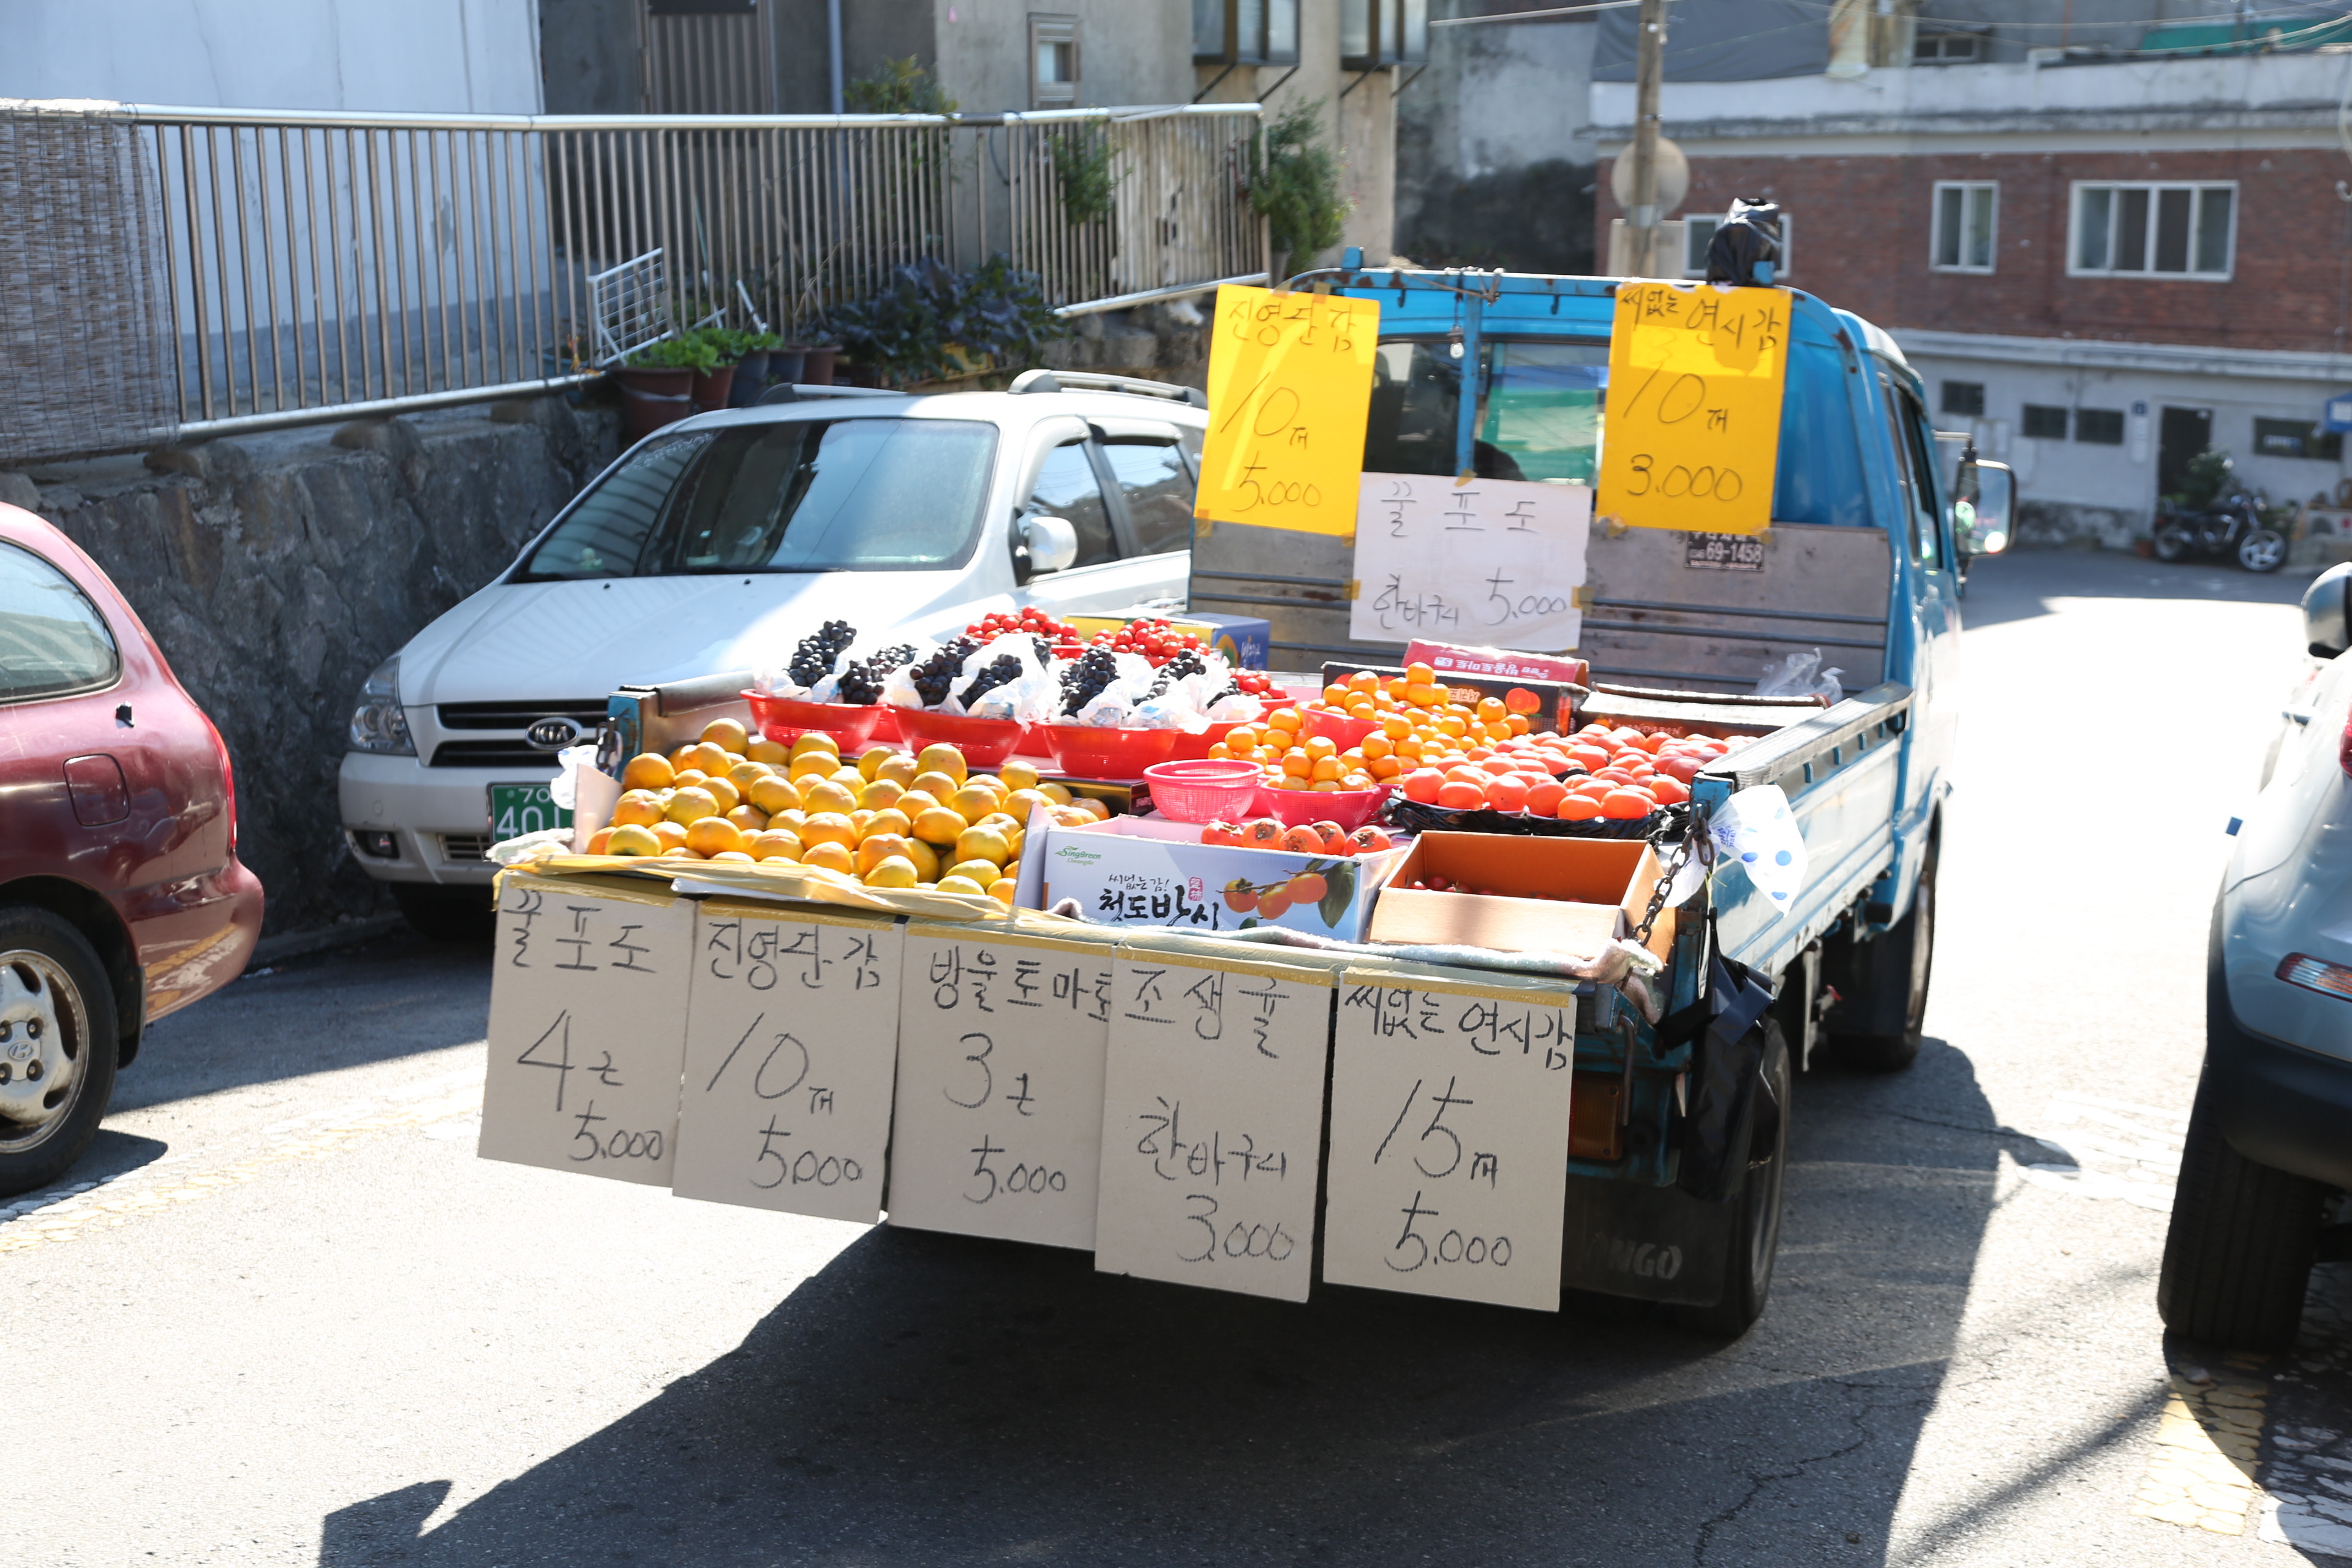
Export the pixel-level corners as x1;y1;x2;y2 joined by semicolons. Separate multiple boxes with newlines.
1093;939;1339;1302
671;901;904;1223
886;923;1121;1249
1323;966;1578;1312
480;873;693;1186
1349;472;1591;651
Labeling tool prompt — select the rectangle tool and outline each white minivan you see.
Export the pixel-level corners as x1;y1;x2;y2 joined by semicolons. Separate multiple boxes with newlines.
339;372;1206;935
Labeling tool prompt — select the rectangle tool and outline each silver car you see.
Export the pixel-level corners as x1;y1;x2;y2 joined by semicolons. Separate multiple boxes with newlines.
339;372;1207;937
2162;562;2352;1348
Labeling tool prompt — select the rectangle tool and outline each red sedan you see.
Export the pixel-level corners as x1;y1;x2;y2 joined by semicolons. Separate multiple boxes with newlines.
0;503;263;1195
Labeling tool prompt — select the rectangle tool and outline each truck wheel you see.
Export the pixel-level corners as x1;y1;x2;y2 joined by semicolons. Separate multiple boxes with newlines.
0;907;121;1199
391;884;496;943
1681;1021;1790;1338
2157;1069;2325;1351
1827;839;1937;1072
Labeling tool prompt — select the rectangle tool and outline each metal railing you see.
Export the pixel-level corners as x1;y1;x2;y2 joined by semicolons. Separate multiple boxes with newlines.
0;100;1266;465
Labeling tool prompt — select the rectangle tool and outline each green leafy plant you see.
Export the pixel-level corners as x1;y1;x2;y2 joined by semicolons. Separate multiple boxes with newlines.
2178;446;2234;510
845;58;958;115
1242;102;1350;277
624;334;720;372
1055;126;1121;228
819;255;1067;386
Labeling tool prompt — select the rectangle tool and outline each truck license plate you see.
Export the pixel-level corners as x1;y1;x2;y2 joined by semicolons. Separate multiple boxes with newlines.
488;782;571;840
1685;532;1765;571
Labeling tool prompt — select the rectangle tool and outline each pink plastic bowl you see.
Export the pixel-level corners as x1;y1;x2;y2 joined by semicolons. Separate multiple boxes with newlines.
742;690;886;749
1040;724;1181;779
891;708;1030;767
1142;759;1262;824
1250;783;1390;832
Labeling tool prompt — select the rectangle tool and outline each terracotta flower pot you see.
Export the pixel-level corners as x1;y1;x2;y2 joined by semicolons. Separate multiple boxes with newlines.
611;366;693;440
796;345;839;385
690;364;736;411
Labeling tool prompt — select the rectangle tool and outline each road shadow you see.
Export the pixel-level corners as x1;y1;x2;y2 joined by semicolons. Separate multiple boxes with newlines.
1962;548;2310;633
318;1036;2026;1567
113;930;491;1114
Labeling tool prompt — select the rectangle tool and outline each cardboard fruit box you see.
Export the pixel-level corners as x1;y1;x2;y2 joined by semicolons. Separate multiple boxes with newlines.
1038;815;1409;940
1365;832;1676;963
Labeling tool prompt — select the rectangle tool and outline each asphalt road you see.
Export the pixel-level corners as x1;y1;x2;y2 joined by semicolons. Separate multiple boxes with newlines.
12;547;2352;1568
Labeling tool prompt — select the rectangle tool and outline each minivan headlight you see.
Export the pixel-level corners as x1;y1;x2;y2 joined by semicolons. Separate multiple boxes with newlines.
348;655;415;755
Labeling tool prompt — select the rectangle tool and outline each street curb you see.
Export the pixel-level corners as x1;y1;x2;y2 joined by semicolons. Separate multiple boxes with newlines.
251;914;407;968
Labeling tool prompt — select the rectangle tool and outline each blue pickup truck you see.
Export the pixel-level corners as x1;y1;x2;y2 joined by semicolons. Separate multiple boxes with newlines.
1189;263;1969;1330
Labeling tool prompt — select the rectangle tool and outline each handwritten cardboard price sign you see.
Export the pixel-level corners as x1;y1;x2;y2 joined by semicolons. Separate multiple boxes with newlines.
886;922;1123;1250
1093;935;1343;1302
670;901;904;1223
1349;473;1593;650
1194;284;1381;537
1322;964;1578;1312
1598;282;1790;537
480;873;695;1186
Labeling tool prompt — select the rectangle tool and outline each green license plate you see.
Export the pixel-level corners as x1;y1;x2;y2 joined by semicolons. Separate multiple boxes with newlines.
489;783;573;840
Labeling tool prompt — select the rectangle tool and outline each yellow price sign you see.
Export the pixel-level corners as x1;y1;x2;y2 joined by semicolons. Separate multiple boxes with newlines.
1195;284;1381;537
1597;282;1791;536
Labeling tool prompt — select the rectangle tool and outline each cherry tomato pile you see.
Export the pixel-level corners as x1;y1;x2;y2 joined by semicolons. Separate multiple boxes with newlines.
1199;817;1393;856
1092;616;1201;668
966;606;1084;658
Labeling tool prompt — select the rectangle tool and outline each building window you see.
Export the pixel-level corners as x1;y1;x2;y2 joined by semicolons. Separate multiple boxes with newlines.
2255;417;2345;461
1942;381;1986;417
1932;182;1997;273
1340;0;1428;68
2071;183;2235;279
2076;408;2125;445
1194;0;1299;64
1915;31;1983;62
1683;213;1793;279
1031;14;1079;107
2022;404;2069;440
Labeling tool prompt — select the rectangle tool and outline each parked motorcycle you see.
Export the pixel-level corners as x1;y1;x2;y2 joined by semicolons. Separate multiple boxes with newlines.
2154;490;2286;573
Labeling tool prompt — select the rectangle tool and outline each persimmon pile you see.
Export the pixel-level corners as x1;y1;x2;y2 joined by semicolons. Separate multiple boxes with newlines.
589;722;1106;903
1208;664;1540;794
1398;722;1746;821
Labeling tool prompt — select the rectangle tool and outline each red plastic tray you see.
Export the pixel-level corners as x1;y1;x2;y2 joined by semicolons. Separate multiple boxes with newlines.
1039;724;1182;780
742;690;886;749
892;708;1030;767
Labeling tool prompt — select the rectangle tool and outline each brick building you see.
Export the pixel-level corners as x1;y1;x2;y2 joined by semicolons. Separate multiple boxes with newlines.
1594;47;2352;546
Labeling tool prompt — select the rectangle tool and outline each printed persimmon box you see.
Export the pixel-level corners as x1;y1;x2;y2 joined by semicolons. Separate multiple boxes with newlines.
1040;816;1409;941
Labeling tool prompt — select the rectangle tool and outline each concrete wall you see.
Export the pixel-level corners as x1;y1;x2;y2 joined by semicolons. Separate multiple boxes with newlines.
3;0;542;111
0;398;619;940
1396;15;1596;271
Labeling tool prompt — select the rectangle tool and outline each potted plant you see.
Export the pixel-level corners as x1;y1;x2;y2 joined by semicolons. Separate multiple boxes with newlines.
611;334;717;439
725;330;786;407
685;326;739;412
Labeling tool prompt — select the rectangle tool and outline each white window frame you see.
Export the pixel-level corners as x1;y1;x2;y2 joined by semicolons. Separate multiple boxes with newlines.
2067;180;2237;282
1930;181;1998;274
1682;213;1793;280
1030;13;1079;109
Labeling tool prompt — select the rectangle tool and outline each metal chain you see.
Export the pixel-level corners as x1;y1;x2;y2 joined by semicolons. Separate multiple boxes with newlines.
1632;799;1713;949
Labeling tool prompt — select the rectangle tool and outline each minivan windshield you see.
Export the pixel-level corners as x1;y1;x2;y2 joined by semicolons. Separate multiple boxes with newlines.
518;417;998;580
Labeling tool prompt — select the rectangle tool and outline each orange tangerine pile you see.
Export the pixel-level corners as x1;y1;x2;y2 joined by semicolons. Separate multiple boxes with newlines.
1207;664;1542;793
587;719;1106;902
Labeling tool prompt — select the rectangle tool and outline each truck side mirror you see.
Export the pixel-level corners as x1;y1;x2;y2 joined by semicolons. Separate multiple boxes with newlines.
1022;513;1080;575
2303;561;2352;658
1959;461;2015;556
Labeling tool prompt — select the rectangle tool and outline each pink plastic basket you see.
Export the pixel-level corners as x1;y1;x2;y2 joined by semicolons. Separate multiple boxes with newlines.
1142;759;1262;824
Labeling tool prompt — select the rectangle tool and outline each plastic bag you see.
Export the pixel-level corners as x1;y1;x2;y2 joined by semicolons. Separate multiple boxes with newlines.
1755;649;1843;704
943;632;1050;720
1708;784;1807;913
878;638;945;710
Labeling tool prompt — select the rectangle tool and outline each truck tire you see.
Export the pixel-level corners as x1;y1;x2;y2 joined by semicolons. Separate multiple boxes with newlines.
0;906;122;1199
1680;1020;1790;1337
1826;837;1937;1072
2157;1069;2325;1351
392;884;496;943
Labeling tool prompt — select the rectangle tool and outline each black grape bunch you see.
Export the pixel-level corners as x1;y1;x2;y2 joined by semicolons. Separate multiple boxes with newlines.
957;654;1025;710
1145;648;1210;699
788;619;858;690
908;636;980;707
831;644;919;706
1058;646;1121;717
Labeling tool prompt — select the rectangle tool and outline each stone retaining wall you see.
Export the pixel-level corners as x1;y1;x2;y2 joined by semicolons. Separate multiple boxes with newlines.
1;396;620;940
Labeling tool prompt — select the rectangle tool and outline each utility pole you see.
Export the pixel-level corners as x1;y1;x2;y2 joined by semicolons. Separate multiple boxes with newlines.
1627;0;1667;277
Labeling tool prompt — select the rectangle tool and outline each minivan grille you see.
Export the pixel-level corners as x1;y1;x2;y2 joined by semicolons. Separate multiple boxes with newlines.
430;741;569;770
436;701;606;731
440;834;494;862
